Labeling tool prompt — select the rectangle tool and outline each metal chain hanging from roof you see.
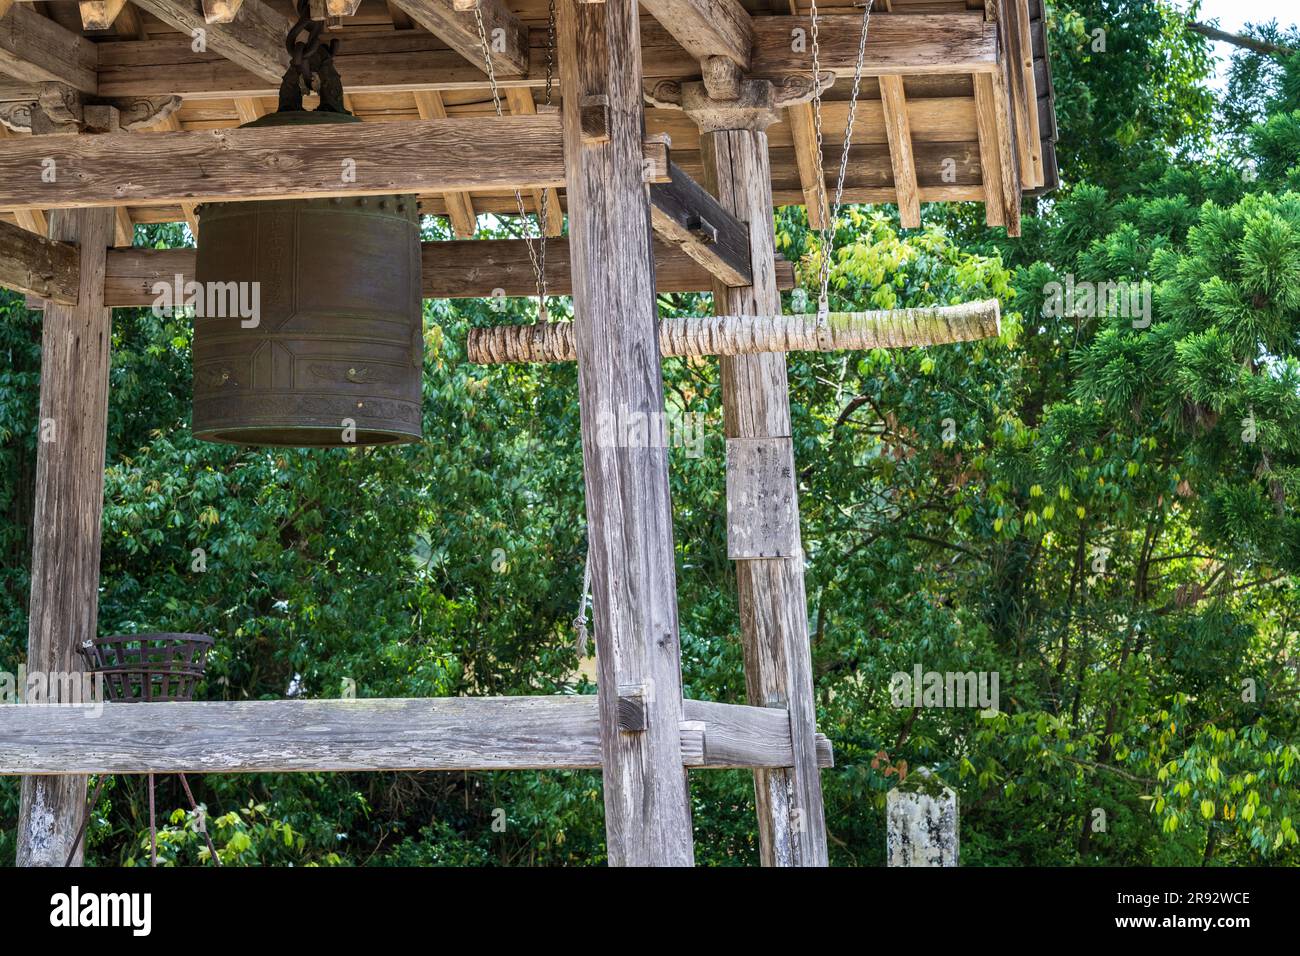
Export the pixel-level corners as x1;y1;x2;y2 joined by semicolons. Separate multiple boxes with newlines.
809;0;874;318
473;1;557;320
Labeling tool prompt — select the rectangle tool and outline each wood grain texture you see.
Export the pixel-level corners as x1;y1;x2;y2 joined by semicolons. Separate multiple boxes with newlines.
726;436;800;560
466;300;1003;364
16;207;115;868
389;0;528;77
649;161;752;288
0;697;828;774
749;13;998;79
702;126;827;867
505;87;565;237
637;0;753;67
0;116;566;210
413;90;477;238
986;48;1022;235
92;16;988;100
559;0;694;867
787;102;826;229
72;238;793;307
0;217;79;303
879;76;921;228
129;0;289;84
0;4;99;93
78;0;128;30
972;70;1006;228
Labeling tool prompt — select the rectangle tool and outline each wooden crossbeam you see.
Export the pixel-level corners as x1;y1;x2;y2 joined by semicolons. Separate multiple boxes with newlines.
128;0;290;83
413;90;477;238
387;0;528;77
15;238;795;307
0;696;833;774
505;87;564;238
0;217;79;304
638;0;753;68
649;161;752;288
750;13;998;78
93;15;993;100
0;115;565;210
467;300;1003;364
0;4;99;93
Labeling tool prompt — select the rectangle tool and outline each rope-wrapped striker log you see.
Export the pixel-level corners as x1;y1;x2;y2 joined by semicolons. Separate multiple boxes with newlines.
466;299;1002;365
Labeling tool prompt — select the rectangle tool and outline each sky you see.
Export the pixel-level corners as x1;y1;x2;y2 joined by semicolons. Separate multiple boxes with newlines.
1172;0;1298;84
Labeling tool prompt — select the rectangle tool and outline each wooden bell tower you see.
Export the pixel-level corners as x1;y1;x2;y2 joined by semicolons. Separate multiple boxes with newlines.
0;0;1053;866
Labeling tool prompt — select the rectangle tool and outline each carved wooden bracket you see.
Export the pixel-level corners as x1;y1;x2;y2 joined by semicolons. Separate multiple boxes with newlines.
646;73;836;132
0;84;182;135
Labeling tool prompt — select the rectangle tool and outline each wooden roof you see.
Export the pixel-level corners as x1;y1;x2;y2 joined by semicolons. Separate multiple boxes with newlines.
0;0;1058;239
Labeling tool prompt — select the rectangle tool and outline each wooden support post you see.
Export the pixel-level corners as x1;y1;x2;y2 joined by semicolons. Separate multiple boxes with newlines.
558;0;694;866
16;206;115;867
694;88;829;866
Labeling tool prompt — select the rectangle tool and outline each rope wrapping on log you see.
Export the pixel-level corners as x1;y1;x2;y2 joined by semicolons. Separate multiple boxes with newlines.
466;299;1002;364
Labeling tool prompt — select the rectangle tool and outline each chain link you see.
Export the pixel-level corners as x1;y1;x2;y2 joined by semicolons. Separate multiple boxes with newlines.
810;0;873;318
474;4;554;320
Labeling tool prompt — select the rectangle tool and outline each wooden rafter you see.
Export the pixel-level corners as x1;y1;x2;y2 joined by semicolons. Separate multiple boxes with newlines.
0;3;98;93
750;13;997;78
128;0;289;83
112;1;147;39
0;115;565;210
78;0;128;30
387;0;529;77
879;75;921;228
638;0;753;69
0;696;834;775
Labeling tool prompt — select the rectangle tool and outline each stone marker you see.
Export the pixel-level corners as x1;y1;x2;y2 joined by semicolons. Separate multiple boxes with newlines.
886;768;959;866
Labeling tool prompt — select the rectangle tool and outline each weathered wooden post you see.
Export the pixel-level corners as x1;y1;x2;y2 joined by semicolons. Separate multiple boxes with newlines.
886;769;960;867
557;0;695;866
17;207;116;866
686;78;830;866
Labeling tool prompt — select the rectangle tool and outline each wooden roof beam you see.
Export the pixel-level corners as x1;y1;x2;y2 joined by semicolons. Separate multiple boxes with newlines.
387;0;529;77
0;217;78;303
127;0;289;83
94;14;996;99
23;237;795;308
639;0;753;69
0;4;98;93
0;114;565;210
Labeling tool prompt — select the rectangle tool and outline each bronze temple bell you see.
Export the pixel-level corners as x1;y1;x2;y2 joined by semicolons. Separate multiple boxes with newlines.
192;5;422;448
